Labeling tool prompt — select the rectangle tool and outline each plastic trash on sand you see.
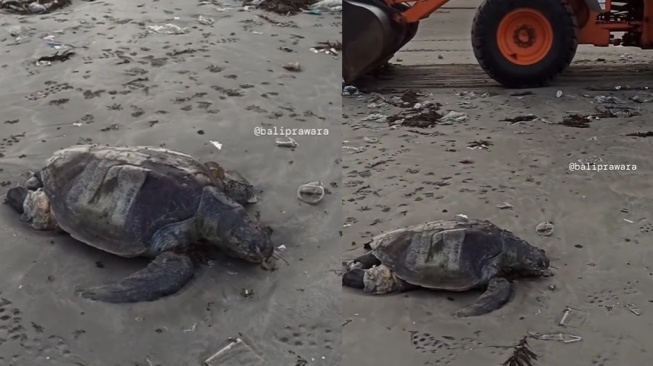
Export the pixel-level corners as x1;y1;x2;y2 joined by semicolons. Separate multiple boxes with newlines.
558;306;589;327
198;15;215;25
625;303;642;316
439;111;468;124
275;137;298;148
528;332;582;344
311;0;343;11
205;338;264;366
297;181;325;205
146;24;189;34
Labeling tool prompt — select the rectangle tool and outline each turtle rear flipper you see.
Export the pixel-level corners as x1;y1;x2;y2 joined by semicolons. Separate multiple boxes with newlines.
79;252;194;303
454;277;513;317
342;268;365;289
26;170;43;190
352;252;381;269
6;187;28;214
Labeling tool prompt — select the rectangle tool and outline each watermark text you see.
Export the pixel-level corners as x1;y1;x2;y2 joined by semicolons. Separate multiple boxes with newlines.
568;162;637;172
254;126;329;137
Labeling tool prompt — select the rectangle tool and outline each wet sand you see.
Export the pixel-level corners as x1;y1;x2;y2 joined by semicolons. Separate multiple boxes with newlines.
343;4;653;366
0;1;341;365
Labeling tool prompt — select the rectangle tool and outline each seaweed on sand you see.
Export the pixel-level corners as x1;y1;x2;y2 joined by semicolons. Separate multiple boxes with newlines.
503;337;538;366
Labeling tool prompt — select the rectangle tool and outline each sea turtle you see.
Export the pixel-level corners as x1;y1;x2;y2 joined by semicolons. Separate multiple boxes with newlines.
4;145;275;303
342;218;550;317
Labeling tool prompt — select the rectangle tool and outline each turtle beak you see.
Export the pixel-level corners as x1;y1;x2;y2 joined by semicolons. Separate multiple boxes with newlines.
260;256;277;270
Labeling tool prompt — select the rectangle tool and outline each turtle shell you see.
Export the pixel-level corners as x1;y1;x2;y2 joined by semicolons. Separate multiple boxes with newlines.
369;219;507;291
41;145;223;257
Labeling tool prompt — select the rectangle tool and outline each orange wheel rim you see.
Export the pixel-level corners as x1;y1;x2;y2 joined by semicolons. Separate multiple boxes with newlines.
497;9;553;66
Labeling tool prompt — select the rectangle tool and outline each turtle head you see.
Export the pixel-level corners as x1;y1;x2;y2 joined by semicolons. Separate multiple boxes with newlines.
501;236;550;276
225;219;275;265
199;186;274;267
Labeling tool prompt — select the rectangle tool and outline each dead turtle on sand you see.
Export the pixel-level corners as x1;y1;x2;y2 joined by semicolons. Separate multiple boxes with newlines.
5;145;275;303
342;218;550;317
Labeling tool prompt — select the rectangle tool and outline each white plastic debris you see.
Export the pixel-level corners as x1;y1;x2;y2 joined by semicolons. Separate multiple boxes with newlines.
626;303;641;315
496;202;513;210
297;181;325;205
205;338;264;366
342;146;365;153
275;137;298;148
440;111;468;124
29;2;47;13
556;90;563;98
342;85;358;96
528;332;582;344
210;140;223;150
361;113;387;122
146;24;189;35
198;16;215;25
311;0;343;10
536;221;554;236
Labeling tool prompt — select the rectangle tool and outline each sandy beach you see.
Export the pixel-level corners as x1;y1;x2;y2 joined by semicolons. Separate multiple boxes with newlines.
0;1;341;365
342;3;653;366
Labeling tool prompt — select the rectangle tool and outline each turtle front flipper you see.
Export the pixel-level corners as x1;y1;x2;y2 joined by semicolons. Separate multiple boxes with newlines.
203;161;256;205
454;277;513;317
79;252;194;303
223;170;257;205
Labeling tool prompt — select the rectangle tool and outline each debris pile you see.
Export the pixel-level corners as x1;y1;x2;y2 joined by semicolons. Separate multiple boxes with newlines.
36;50;75;67
311;40;341;56
387;102;443;128
502;114;538;123
560;106;637;128
561;114;592;128
467;140;493;150
387;90;422;107
254;0;317;15
0;0;71;14
626;131;653;138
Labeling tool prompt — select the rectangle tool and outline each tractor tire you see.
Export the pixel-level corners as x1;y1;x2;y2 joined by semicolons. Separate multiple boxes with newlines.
471;0;578;88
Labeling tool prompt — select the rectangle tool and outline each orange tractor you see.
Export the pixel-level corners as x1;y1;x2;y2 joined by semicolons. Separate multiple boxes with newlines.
343;0;650;88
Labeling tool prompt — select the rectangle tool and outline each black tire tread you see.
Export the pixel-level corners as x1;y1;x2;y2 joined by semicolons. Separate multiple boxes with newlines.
471;0;579;88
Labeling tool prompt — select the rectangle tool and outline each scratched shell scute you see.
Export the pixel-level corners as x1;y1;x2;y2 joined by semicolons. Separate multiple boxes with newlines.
404;228;466;273
370;221;468;284
39;145;221;255
48;145;213;186
370;220;458;251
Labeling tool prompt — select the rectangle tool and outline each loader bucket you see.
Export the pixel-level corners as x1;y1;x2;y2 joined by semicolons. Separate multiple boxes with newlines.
343;0;418;84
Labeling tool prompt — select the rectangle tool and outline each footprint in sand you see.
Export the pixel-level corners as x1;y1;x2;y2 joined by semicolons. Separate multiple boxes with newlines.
0;296;81;365
274;323;335;362
585;282;640;311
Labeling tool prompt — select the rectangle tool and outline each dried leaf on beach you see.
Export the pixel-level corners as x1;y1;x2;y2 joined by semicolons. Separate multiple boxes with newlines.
502;337;538;366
